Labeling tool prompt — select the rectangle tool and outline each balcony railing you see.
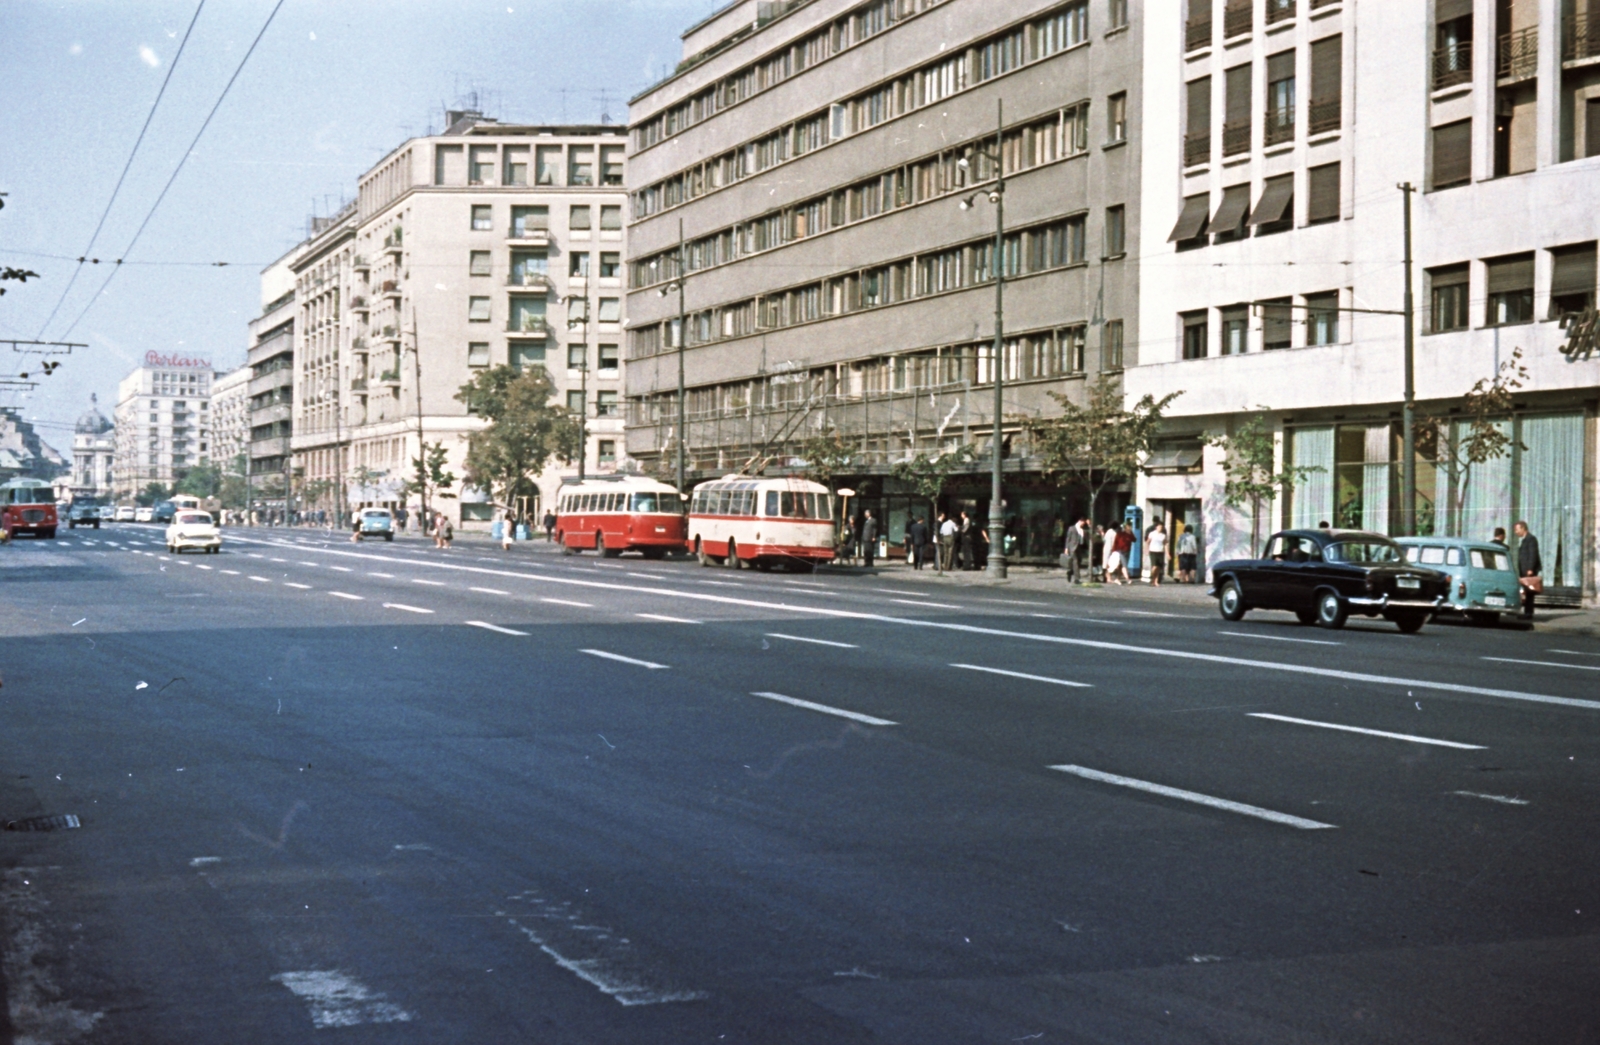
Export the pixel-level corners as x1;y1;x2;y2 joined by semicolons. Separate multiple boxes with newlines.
1264;107;1295;145
507;317;552;335
1308;96;1341;134
506;273;551;288
1564;13;1600;61
1224;1;1253;38
350;296;368;310
507;227;551;241
1184;131;1213;166
351;255;369;271
381;280;401;298
1497;26;1537;81
1185;16;1212;50
1222;119;1252;156
1265;0;1294;25
378;370;400;384
1432;42;1473;89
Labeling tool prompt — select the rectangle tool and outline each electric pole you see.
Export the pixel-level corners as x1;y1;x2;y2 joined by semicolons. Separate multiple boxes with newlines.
1399;182;1416;536
987;98;1007;579
676;218;688;496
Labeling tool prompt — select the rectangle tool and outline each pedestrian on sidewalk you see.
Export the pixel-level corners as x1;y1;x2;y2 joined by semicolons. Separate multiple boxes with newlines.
860;510;878;568
543;509;557;541
1145;521;1167;586
395;506;408;533
501;509;516;551
958;511;976;570
1062;517;1086;583
938;513;957;571
1514;519;1541;619
1492;526;1508;547
351;512;363;543
1177;527;1199;584
909;516;930;570
1109;524;1133;585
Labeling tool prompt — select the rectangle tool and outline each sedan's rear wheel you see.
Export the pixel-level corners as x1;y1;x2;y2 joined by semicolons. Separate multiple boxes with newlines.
1388;610;1428;634
1217;580;1247;621
1315;590;1348;630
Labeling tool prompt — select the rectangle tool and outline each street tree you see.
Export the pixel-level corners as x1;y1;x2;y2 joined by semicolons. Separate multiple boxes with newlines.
403;442;457;523
174;463;222;499
891;443;976;574
1417;346;1527;536
1025;374;1182;526
799;428;856;494
1207;414;1323;557
136;482;168;506
454;364;582;520
218;454;250;510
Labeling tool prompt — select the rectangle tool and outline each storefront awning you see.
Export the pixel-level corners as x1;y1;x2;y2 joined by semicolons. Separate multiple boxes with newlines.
1167;195;1212;243
1143;448;1204;473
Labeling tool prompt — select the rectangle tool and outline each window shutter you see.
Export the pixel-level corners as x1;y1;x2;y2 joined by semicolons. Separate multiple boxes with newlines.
1168;194;1212;242
1267;50;1295;84
1550;243;1598;295
1187;77;1211;136
1428;264;1469;288
1210;184;1252;232
1436;0;1471;21
1485;254;1534;293
1311;36;1341;100
1225;64;1252;122
1307;162;1340;223
1249;174;1295;225
1431;120;1472;187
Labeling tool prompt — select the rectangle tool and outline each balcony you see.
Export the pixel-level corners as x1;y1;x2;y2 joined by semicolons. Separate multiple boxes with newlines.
1223;0;1253;38
380;325;400;341
1432;42;1473;89
506;317;552;335
1222;119;1252;156
1564;12;1600;62
351;255;369;272
1265;0;1294;25
350;295;369;312
1184;131;1212;166
1264;107;1295;146
1497;26;1537;82
377;370;401;386
381;279;402;301
350;377;368;391
506;273;551;289
1307;96;1341;135
383;229;403;256
1185;16;1212;51
351;336;368;352
507;227;551;243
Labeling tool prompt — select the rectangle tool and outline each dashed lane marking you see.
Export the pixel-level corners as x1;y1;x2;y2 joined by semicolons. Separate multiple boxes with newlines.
329;592;363;600
952;663;1092;688
369;572;395;578
765;633;858;648
542;598;593;608
1031;614;1123;625
1220;631;1343;646
581;649;668;669
248;576;271;583
1482;656;1600;672
470;586;510;595
220;570;240;575
412;578;447;586
1248;713;1485;749
749;691;897;726
382;603;434;614
892;599;962;609
1450;791;1530;806
1122;610;1183;617
465;621;529;636
1048;765;1337;830
636;613;702;624
284;582;313;590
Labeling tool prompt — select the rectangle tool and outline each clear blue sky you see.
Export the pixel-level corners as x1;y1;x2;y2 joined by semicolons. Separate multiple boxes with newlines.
0;0;717;452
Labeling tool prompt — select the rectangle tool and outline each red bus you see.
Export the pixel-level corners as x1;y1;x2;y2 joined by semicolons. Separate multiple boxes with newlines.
554;476;686;558
688;475;835;571
1;478;58;539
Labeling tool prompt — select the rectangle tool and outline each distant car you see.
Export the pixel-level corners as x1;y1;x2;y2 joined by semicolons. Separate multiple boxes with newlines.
135;506;154;523
166;511;221;554
1395;536;1520;625
1210;528;1450;633
356;507;394;541
152;500;177;524
68;502;103;529
114;505;137;522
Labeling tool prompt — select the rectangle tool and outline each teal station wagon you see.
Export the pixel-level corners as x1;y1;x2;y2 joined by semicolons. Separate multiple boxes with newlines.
1394;537;1519;624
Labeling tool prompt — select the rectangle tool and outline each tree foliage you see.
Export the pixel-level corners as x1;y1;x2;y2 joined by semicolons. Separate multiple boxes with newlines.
1207;414;1322;556
174;463;222;499
403;441;456;514
798;428;857;492
1417;346;1527;535
1025;375;1182;524
453;365;581;516
137;482;168;506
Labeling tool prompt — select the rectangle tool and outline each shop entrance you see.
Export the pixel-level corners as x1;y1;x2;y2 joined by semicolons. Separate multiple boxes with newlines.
1148;498;1203;582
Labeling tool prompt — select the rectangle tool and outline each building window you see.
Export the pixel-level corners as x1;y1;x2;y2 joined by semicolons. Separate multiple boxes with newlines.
509;296;547;332
1484;253;1534;325
467;342;490;367
598;344;619;374
1185;76;1212;166
1105;205;1125;256
1309;35;1342;134
503;145;529;186
570;252;590;278
1306;291;1339;344
1433;6;1473;90
597;298;621;323
1107;92;1127;143
469;145;496;185
1427;264;1469;331
567;390;585;414
568;344;587;369
511;205;548;236
1210;184;1252;243
597;439;617;466
596;390;619;417
536;145;561;186
469;251;492;277
1182;311;1209;359
1306;162;1340;224
1549;242;1597;318
1221;305;1249;354
1262;298;1293;349
1169;193;1211;249
1103;319;1124;369
1431;119;1472;189
511;250;547;284
1108;0;1129;30
600;205;623;231
1223;63;1252;156
570;205;592;230
1249;174;1294;235
471;205;493;231
434;144;463;185
468;296;491;322
568;145;594;185
509;341;546;369
599;252;621;278
601;145;625;185
1265;51;1296;146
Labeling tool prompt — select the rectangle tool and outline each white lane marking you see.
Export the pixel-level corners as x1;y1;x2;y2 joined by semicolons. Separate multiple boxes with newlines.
749;691;897;726
1482;656;1600;672
543;597;593;608
194;564;211;570
470;586;510;595
892;598;962;609
1032;613;1123;625
696;579;744;587
188;856;222;867
247;554;264;559
1450;790;1530;806
271;970;413;1028
506;893;707;1006
248;575;271;583
952;664;1092;688
298;561;320;567
1220;631;1343;646
872;588;927;596
766;633;859;649
269;557;287;563
780;579;828;587
582;649;668;669
1548;649;1600;657
1122;609;1183;617
636;613;702;624
283;582;313;590
158;556;170;562
220;569;240;575
626;572;664;580
329;566;352;572
465;621;529;636
593;563;625;570
368;572;395;578
382;603;434;614
1247;713;1486;749
411;578;447;586
219;535;1600;713
329;592;363;600
981;598;1049;606
1048;765;1336;830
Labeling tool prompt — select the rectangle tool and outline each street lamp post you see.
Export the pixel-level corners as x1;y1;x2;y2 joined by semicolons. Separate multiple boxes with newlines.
958;99;1009;579
659;218;689;496
566;282;591;480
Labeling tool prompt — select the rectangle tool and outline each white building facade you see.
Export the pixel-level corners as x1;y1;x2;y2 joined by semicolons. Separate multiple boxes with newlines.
111;355;216;501
210;365;252;472
1130;0;1599;604
71;395;116;499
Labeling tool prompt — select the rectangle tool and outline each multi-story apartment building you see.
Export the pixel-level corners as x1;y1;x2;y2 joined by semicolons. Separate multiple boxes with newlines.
291;206;358;519
209;364;252;473
71;394;115;500
1129;0;1599;601
111;354;215;501
624;0;1143;560
248;249;301;500
329;113;629;526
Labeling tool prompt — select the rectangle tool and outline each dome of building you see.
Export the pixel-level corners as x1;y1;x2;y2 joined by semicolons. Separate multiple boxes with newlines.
75;393;113;435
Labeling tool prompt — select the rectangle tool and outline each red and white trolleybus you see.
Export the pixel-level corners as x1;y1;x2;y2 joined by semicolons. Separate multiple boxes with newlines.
689;475;836;571
554;475;687;558
1;478;58;540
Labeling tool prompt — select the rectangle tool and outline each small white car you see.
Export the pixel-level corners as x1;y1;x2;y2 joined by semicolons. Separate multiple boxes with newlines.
135;506;154;523
115;505;137;522
166;511;221;554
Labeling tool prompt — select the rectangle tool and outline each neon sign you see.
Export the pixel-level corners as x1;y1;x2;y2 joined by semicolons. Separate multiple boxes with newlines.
144;350;212;369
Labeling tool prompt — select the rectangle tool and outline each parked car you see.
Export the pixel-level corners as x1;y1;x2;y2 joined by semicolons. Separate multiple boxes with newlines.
114;505;137;522
166;511;221;554
1210;529;1450;632
135;506;154;523
68;501;103;529
152;500;177;524
356;507;395;541
1394;536;1519;625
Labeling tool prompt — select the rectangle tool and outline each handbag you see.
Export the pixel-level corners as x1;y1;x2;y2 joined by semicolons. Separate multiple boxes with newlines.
1519;574;1544;593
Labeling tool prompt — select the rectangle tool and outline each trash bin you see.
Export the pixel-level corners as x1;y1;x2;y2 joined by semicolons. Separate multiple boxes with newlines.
491;520;504;540
515;523;530;541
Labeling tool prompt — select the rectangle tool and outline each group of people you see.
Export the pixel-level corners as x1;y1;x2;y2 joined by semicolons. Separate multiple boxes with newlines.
1059;518;1200;585
838;509;988;571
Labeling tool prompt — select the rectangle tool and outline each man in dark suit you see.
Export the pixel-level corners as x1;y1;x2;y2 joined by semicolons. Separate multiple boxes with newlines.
1513;519;1542;619
909;516;930;570
860;510;878;568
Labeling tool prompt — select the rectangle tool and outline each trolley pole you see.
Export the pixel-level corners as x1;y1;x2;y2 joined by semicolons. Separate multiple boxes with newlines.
1399;182;1417;536
987;99;1007;579
676;218;688;496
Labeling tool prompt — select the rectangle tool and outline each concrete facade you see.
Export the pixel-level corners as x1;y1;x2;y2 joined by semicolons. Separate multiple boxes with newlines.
624;0;1144;558
111;356;216;501
71;394;115;500
290;207;358;519
1128;0;1600;603
209;365;251;474
248;250;301;498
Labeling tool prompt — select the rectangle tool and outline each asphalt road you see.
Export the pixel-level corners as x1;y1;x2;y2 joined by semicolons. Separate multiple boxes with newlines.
2;524;1598;1044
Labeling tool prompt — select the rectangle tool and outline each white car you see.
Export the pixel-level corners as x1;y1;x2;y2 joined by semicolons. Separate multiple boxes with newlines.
166;511;221;554
114;505;137;522
135;506;154;523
